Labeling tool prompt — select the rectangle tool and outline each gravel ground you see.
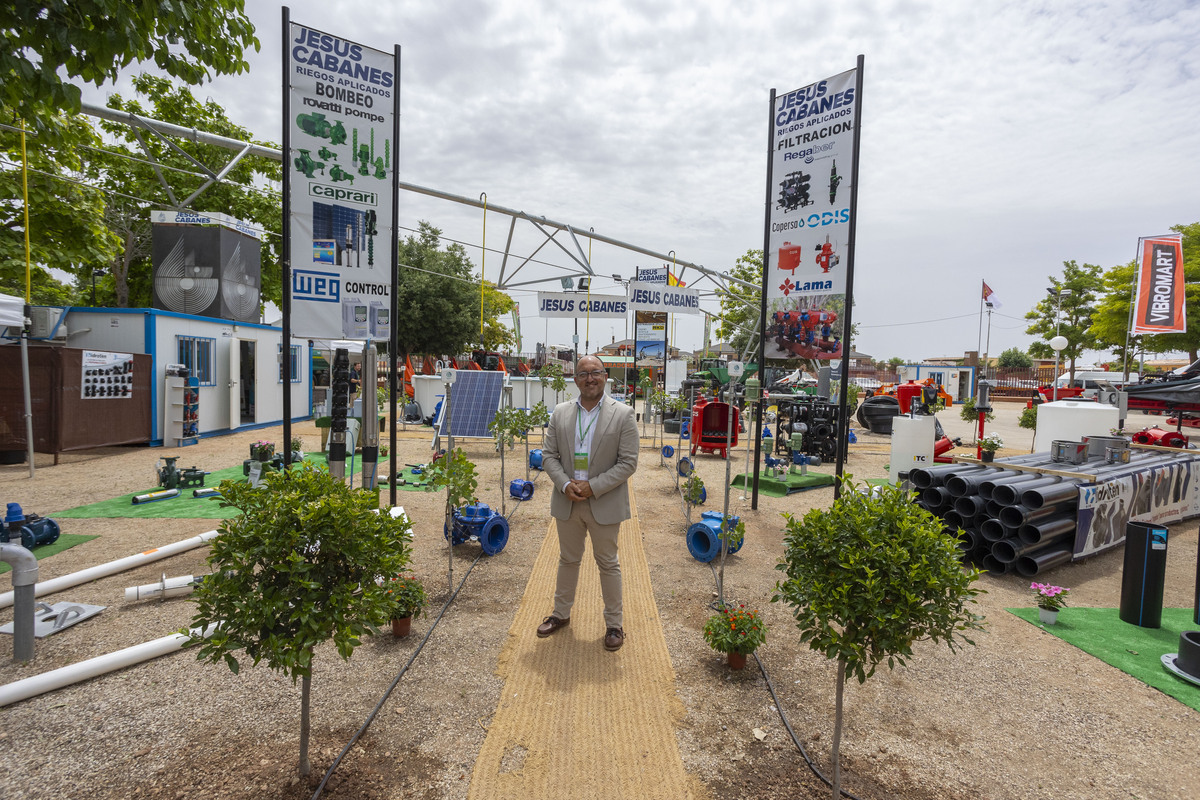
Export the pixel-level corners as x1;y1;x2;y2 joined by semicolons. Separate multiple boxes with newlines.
0;403;1197;799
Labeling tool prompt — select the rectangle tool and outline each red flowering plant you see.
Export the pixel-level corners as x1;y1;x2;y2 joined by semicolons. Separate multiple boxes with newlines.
702;603;767;655
1030;581;1070;611
386;573;428;620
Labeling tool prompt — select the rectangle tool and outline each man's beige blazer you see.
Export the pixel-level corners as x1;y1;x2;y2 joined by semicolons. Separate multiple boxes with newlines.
542;394;640;525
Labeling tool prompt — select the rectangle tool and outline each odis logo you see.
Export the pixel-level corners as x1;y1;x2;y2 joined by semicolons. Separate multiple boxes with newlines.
294;270;340;303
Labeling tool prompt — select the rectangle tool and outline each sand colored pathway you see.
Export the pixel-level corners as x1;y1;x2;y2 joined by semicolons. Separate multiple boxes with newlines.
467;490;700;799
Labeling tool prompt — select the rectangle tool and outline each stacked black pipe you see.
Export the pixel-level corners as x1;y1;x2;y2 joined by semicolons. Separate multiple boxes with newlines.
910;450;1179;576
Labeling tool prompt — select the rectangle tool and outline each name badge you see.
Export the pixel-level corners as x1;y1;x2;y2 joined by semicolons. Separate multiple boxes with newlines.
574;452;588;473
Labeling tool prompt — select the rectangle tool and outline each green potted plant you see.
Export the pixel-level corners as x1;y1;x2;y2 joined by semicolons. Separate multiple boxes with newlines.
979;432;1004;462
289;436;304;464
386;573;428;637
1031;581;1070;625
702;603;767;670
250;439;274;462
774;478;985;800
683;472;705;524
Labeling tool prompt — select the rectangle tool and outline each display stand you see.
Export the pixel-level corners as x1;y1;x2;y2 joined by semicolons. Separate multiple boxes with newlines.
165;375;199;447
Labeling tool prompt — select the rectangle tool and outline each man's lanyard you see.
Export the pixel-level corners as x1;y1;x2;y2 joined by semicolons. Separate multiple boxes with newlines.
574;404;599;477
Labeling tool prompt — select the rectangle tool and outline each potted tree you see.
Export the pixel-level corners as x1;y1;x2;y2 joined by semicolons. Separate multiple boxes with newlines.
702;603;767;670
187;464;413;778
979;432;1004;462
386;573;428;637
774;479;985;800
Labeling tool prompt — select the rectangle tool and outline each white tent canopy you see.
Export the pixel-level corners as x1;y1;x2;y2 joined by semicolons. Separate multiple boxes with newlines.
0;292;23;328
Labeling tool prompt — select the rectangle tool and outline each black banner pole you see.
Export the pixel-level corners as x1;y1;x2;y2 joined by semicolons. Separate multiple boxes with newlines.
752;89;776;511
389;44;402;508
281;7;293;464
832;55;865;500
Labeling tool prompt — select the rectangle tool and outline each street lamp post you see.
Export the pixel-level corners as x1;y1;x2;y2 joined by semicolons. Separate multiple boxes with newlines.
1047;287;1070;401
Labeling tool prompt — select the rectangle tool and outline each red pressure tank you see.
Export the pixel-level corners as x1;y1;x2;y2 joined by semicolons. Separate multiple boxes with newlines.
895;381;924;415
778;242;803;273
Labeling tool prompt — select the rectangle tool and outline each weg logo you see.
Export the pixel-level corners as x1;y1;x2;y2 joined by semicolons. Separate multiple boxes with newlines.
294;270;340;303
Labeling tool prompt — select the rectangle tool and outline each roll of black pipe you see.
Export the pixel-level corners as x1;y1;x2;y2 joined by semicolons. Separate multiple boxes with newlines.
1021;480;1082;509
1015;547;1073;577
994;476;1060;506
942;509;966;529
999;532;1072;562
954;495;987;518
979;472;1044;502
981;552;1010;573
991;536;1024;564
910;463;986;490
980;518;1008;543
999;502;1069;529
946;468;1004;498
1019;515;1076;545
922;486;953;508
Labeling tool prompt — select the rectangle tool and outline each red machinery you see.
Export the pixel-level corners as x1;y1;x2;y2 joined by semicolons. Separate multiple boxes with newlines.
1131;427;1189;448
690;395;738;459
814;237;839;273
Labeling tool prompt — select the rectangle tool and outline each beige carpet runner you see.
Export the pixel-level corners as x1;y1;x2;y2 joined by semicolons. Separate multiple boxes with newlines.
468;490;698;799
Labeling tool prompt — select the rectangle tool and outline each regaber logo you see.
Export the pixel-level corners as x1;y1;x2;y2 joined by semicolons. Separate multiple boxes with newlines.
294;269;340;303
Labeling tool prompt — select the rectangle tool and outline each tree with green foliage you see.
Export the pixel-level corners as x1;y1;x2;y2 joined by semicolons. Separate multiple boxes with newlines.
0;109;121;302
1024;260;1103;382
395;222;484;365
715;249;762;357
774;480;985;799
188;465;413;778
83;75;283;307
1;1;258;119
997;347;1033;369
1091;222;1200;366
479;281;516;352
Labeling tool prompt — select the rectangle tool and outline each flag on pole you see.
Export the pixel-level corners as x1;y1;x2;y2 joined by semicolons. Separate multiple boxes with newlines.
982;281;1002;309
1131;234;1186;334
667;271;686;288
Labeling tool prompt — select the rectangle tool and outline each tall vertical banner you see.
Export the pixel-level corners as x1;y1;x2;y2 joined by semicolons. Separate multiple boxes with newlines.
761;67;860;362
1131;234;1186;334
286;23;396;339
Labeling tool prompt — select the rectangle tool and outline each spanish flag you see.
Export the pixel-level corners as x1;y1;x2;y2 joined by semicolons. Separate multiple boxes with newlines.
667;271;686;288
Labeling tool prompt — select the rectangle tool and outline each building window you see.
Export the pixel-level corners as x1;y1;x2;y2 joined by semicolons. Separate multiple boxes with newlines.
177;336;214;385
279;344;301;383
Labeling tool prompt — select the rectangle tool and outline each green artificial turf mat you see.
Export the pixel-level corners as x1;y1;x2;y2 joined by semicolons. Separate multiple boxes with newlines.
731;470;835;497
53;453;338;520
1008;606;1200;712
0;534;98;574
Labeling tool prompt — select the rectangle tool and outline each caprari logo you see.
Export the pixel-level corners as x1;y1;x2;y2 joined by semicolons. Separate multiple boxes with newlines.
293;269;340;303
309;184;378;207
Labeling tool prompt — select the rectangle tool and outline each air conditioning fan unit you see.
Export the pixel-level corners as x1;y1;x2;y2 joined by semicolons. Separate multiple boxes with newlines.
29;307;65;340
152;223;261;323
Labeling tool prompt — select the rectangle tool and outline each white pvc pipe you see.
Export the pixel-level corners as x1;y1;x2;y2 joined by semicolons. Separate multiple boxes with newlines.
124;574;198;602
0;530;218;610
0;624;216;707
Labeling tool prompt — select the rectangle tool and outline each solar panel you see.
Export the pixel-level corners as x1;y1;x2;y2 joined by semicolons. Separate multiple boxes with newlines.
437;370;505;439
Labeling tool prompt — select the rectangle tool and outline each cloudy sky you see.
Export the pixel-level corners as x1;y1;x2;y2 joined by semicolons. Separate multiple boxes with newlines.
85;0;1200;363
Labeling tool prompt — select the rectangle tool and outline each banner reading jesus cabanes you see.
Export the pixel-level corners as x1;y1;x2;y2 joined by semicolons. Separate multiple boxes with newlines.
287;23;396;340
1131;234;1186;335
762;68;858;362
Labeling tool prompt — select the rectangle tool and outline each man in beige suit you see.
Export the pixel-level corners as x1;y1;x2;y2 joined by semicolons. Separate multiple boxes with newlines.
537;354;640;651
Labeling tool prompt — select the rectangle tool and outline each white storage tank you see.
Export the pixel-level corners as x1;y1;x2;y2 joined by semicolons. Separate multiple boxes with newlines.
890;414;935;485
1032;400;1120;454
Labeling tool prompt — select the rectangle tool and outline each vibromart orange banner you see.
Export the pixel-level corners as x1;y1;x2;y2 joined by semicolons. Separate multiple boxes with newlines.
1131;235;1186;334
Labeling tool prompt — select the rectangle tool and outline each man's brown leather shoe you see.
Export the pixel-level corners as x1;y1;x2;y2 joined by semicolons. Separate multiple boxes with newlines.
604;627;625;651
536;616;570;638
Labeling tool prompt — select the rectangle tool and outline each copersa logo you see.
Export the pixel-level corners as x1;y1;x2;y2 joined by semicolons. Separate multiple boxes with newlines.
309;184;378;207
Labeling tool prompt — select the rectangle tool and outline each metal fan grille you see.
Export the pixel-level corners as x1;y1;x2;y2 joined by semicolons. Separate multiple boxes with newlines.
155;236;219;315
220;240;261;320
